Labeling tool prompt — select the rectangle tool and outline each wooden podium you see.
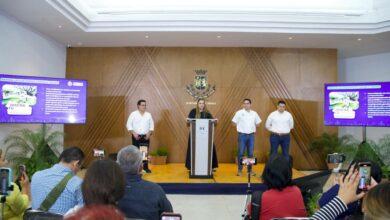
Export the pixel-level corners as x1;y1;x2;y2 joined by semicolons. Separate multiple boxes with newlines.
187;118;216;178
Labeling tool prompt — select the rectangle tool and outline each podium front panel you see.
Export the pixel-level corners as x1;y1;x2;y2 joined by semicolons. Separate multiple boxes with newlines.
189;119;214;178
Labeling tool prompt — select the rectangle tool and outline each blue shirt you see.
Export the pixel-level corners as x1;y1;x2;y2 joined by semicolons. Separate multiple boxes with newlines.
118;173;173;220
31;164;83;215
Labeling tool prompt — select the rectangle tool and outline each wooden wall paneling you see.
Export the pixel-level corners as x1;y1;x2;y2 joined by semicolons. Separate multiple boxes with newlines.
65;47;337;169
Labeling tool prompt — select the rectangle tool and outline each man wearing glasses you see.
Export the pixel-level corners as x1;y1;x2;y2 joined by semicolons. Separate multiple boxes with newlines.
232;99;261;176
126;99;154;173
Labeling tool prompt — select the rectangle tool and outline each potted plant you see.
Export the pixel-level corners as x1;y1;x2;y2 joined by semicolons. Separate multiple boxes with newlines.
150;147;168;165
309;133;358;169
3;124;63;178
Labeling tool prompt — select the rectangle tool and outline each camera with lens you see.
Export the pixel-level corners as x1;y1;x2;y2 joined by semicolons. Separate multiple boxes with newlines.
327;153;346;164
240;157;257;166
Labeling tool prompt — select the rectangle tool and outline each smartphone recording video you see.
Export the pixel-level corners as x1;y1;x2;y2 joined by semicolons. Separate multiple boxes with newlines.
0;167;12;196
93;149;105;158
358;162;371;191
18;164;26;180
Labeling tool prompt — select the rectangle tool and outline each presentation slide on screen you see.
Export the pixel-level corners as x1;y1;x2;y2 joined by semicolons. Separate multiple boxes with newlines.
324;82;390;127
0;74;87;124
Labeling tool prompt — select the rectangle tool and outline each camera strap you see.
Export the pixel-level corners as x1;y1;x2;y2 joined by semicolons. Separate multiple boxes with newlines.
39;172;73;212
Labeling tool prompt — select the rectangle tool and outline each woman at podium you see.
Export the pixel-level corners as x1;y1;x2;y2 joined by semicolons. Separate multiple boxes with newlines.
185;98;219;170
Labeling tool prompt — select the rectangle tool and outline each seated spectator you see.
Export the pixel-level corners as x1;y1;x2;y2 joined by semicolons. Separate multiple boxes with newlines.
249;155;307;220
65;159;125;216
117;145;173;220
0;152;30;220
319;159;382;219
363;181;390;220
311;166;366;220
0;172;30;220
31;147;85;215
65;205;125;220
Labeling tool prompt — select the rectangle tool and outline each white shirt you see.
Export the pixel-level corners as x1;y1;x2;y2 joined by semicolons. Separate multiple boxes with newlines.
232;109;262;134
265;110;294;134
126;110;154;135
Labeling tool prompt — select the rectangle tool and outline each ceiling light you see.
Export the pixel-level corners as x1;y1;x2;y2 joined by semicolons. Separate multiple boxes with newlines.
288;36;294;40
217;35;222;39
58;25;62;29
145;35;149;39
357;38;362;41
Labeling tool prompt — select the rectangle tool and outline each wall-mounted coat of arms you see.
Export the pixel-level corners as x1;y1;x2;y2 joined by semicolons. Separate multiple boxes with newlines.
186;69;216;100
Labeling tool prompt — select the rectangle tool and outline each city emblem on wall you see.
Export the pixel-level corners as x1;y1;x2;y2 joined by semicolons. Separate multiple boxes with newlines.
186;69;215;100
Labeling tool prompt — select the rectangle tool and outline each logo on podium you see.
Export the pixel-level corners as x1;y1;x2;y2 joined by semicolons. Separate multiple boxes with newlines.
186;69;216;100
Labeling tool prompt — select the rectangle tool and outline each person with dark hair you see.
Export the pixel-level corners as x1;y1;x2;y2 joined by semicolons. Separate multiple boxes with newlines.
64;159;125;216
82;159;125;205
250;155;306;220
31;146;85;215
185;98;218;170
126;99;154;173
117;145;173;220
265;100;294;160
319;159;383;219
232;98;261;176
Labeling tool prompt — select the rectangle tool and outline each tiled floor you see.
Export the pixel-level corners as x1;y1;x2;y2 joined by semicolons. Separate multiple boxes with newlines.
167;194;247;220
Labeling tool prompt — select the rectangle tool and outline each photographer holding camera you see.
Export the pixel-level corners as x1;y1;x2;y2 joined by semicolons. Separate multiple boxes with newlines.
319;159;383;220
0;152;30;220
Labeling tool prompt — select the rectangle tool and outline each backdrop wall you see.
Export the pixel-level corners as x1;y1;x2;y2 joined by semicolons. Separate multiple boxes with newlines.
65;47;337;169
338;52;390;142
0;11;66;153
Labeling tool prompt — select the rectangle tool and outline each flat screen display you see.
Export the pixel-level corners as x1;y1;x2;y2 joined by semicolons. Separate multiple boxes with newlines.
324;82;390;127
0;74;87;124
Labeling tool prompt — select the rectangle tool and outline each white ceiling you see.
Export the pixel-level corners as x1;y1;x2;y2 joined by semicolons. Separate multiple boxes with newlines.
1;0;390;58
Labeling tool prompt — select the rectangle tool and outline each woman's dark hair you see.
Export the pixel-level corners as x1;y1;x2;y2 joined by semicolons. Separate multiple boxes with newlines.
82;160;125;205
59;147;85;164
344;159;382;183
262;155;293;191
278;100;286;105
137;99;146;106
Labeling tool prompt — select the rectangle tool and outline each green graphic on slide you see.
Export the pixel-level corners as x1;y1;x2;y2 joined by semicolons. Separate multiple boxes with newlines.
2;84;37;115
329;92;359;111
329;91;359;119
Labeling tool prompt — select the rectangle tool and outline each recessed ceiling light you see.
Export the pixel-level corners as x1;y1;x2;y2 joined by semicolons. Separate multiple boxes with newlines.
217;35;222;39
145;35;149;39
58;25;62;29
288;36;294;40
357;38;362;41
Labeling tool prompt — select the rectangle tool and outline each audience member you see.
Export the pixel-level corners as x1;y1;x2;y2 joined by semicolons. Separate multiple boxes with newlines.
117;145;173;220
31;147;85;214
2;175;30;220
319;159;382;219
310;166;371;220
65;159;125;216
249;155;306;220
0;152;30;220
363;181;390;220
65;205;125;220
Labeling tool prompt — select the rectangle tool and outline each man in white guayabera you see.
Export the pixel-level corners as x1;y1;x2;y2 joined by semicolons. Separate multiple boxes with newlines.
265;100;294;161
232;98;261;176
126;99;154;173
